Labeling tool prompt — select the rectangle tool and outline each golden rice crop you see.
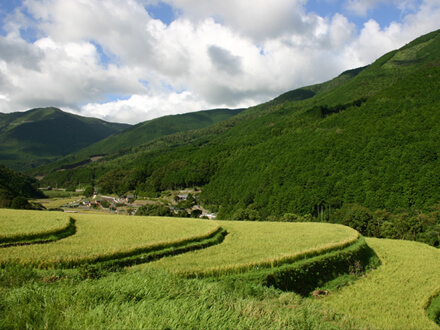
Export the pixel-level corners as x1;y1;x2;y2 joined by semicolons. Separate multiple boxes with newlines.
320;238;440;329
0;209;70;242
36;197;80;209
0;212;219;268
144;221;359;276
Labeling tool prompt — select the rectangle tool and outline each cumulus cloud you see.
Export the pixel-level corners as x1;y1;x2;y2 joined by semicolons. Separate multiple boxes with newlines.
0;0;439;124
162;0;313;41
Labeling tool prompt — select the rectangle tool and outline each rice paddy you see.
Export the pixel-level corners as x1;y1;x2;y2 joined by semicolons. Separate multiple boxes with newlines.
321;238;440;329
0;213;220;268
0;209;71;243
143;221;359;276
1;210;439;329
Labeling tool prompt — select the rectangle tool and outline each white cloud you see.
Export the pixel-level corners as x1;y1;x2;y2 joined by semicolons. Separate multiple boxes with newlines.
79;91;214;124
0;0;439;124
162;0;313;41
344;0;421;16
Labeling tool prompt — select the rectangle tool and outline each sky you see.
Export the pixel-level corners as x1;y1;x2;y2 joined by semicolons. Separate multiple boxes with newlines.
0;0;439;124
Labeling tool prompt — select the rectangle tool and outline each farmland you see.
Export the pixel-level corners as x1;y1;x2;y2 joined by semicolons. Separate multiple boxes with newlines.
0;209;71;244
144;221;359;276
0;211;220;268
0;209;439;329
321;238;440;329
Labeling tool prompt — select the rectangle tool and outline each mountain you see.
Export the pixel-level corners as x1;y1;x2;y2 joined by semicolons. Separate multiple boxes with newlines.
39;30;440;221
0;107;130;170
38;108;245;173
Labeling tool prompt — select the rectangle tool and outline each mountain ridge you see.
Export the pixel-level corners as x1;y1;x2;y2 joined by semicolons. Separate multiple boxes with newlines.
0;107;130;171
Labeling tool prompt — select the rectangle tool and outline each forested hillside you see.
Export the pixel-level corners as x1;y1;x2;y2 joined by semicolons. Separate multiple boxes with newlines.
39;30;440;241
35;108;244;174
0;107;130;171
0;165;45;209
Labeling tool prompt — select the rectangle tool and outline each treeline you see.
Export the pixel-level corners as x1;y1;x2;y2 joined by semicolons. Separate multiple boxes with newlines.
231;203;439;247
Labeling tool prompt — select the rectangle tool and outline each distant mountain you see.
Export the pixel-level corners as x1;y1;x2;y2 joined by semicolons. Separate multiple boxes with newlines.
71;108;244;157
0;107;130;170
40;29;440;222
33;108;244;173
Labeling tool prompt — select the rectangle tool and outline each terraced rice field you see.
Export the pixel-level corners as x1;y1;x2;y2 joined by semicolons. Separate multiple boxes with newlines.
2;210;439;328
143;221;359;276
321;238;440;329
0;209;71;243
0;213;219;268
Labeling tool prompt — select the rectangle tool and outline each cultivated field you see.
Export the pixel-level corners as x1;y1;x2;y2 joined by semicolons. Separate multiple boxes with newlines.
0;212;219;268
35;197;81;209
0;209;71;244
1;210;439;329
144;221;359;276
321;238;440;329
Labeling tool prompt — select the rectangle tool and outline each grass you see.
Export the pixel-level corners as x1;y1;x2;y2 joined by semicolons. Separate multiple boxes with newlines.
0;209;71;244
143;221;359;277
427;292;440;325
0;212;220;268
0;267;353;330
320;238;440;329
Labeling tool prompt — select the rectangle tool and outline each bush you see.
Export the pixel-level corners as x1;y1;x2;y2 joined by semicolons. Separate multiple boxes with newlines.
84;186;94;197
261;237;378;296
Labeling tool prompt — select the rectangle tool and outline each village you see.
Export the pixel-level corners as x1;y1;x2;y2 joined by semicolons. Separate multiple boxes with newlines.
53;189;217;219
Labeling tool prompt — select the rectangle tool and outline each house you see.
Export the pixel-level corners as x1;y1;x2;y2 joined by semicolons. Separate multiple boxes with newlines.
176;194;188;201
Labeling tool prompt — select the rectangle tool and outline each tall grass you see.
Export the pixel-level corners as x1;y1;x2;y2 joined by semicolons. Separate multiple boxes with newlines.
144;221;359;277
0;268;355;329
0;213;219;268
320;238;440;329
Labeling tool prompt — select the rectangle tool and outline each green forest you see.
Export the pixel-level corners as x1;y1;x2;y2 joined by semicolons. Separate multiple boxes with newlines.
8;29;440;246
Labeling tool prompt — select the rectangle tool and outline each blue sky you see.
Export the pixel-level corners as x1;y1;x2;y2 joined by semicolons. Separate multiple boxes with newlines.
0;0;438;124
306;0;405;29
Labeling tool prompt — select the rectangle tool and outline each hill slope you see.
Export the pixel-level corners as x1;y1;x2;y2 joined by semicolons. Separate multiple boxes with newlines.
0;164;45;208
0;107;130;170
79;108;245;156
39;30;440;221
41;108;244;172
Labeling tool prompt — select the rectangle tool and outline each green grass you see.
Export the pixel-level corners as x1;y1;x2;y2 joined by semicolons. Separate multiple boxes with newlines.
427;292;440;325
0;267;353;330
144;221;359;277
0;209;71;244
320;238;440;329
0;212;220;268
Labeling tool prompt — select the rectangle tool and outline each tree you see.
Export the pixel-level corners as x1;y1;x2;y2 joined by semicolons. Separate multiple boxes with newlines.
333;204;372;235
11;196;31;209
84;186;94;197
